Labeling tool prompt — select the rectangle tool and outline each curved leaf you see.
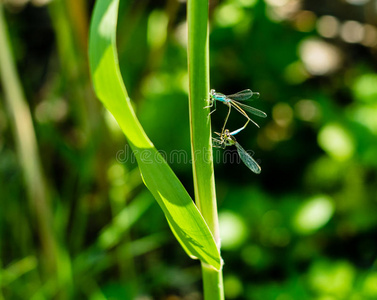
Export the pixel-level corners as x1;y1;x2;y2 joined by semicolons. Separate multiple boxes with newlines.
88;0;221;270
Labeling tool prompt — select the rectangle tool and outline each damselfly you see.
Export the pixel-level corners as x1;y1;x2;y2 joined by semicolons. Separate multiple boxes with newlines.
207;89;267;136
212;129;261;174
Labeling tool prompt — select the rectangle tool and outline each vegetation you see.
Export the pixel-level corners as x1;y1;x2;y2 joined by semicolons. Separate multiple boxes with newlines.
1;0;377;299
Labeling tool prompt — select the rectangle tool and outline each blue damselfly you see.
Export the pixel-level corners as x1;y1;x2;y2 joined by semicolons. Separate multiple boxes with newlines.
208;89;267;135
212;128;261;174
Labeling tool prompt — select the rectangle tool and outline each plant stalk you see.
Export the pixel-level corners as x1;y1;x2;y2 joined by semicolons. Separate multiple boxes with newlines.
187;0;224;298
0;4;58;277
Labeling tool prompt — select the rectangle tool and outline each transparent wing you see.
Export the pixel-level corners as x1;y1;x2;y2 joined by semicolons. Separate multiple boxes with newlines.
226;89;260;101
235;142;261;174
232;100;267;118
212;137;226;149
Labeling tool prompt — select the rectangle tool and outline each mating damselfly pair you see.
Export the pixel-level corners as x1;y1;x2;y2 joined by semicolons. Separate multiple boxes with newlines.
208;88;266;174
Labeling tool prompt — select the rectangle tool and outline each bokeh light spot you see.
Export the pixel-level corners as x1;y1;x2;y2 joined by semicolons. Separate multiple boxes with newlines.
272;103;293;127
308;260;355;296
352;105;377;134
174;21;188;47
215;4;245;27
293;10;316;32
293;195;334;234
219;211;248;250
35;98;68;123
362;24;377;47
295;99;321;122
316;15;340;38
224;275;243;299
340;20;364;44
363;272;377;297
299;38;342;75
147;10;168;49
264;122;292;142
31;0;51;6
265;0;301;22
318;123;355;161
352;73;377;104
345;0;369;5
4;0;29;11
284;61;309;84
141;73;168;96
305;156;341;189
107;163;125;185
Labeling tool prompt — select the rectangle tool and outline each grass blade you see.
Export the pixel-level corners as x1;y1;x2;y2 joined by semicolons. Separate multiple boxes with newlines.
88;0;221;270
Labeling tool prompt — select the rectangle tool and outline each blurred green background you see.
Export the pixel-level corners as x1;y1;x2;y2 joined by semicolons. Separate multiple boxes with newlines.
1;0;377;299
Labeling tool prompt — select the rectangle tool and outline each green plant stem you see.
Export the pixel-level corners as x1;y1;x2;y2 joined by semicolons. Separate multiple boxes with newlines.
187;0;224;299
0;3;58;277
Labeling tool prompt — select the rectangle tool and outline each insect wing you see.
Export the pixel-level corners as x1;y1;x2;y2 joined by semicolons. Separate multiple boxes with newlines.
212;137;226;149
226;89;259;101
233;100;267;118
235;142;261;174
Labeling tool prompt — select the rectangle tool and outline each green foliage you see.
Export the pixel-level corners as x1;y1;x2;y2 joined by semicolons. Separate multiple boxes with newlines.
1;0;377;299
88;0;220;270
